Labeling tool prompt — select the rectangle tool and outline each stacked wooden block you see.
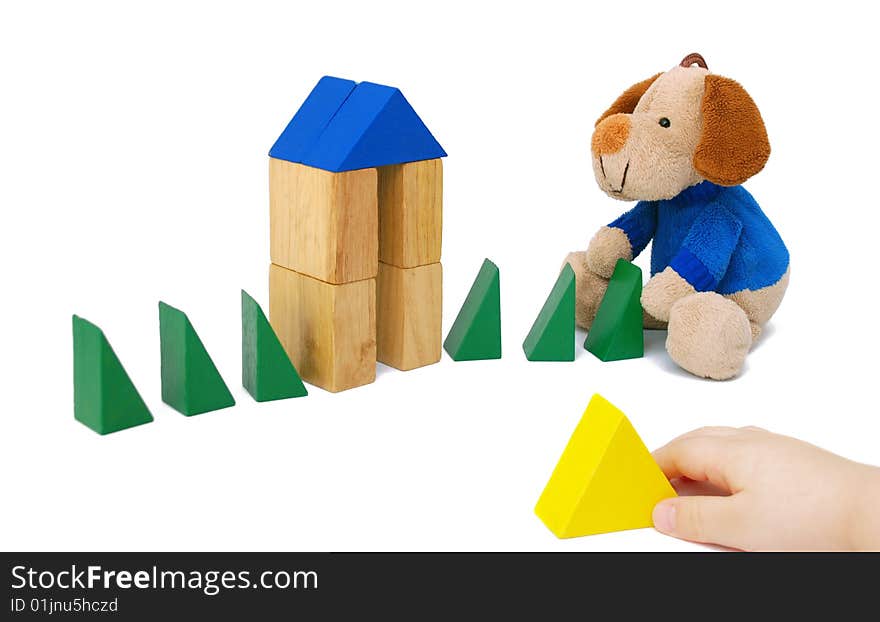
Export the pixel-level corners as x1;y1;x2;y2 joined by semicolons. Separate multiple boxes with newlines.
268;77;446;392
376;158;443;372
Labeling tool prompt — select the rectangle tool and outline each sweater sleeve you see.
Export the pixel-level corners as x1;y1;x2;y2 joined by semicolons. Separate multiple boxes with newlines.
669;202;743;291
607;201;657;259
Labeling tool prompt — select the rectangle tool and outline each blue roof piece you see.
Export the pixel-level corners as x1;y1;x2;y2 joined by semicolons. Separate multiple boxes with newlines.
269;78;446;172
269;76;356;165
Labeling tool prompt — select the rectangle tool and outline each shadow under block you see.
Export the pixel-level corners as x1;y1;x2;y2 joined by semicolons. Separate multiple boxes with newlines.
269;158;378;284
584;259;644;361
535;394;677;538
269;264;376;392
72;316;154;435
443;258;501;361
377;159;442;268
523;264;575;361
159;302;236;416
377;262;442;371
241;290;308;402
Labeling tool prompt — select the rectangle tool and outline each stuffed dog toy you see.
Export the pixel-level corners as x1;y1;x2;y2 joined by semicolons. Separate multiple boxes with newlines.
565;53;789;379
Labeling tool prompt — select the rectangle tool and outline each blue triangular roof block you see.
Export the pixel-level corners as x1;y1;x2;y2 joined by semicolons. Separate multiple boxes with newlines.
269;78;446;172
269;76;357;164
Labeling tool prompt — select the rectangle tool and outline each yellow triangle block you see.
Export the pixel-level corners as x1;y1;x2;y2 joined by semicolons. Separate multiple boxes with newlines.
535;394;676;538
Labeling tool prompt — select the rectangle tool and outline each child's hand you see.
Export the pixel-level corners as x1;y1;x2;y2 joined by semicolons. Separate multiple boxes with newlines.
651;426;880;551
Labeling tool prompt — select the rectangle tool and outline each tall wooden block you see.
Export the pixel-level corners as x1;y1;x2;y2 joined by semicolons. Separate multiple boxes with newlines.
377;158;442;268
270;158;378;284
377;261;442;371
269;263;376;392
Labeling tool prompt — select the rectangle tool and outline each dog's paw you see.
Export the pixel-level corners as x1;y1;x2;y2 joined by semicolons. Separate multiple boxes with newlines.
666;292;751;380
585;226;632;278
641;267;695;322
562;251;610;330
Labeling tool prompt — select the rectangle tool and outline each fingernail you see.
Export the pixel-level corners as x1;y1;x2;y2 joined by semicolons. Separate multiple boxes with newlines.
653;500;676;534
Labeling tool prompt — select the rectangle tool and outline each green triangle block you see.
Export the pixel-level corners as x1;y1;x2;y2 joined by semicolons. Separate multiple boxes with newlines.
584;259;644;361
159;301;235;416
241;290;308;402
443;258;502;361
523;264;576;361
73;315;154;435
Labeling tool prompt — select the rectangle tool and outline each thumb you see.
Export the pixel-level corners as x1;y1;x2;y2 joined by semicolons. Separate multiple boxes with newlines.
653;495;745;548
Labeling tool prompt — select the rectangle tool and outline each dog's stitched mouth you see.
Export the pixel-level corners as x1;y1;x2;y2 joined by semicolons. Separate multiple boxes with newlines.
612;161;629;194
600;157;629;194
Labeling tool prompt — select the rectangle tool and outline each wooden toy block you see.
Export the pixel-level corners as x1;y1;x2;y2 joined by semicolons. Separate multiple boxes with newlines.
270;79;446;172
159;302;236;416
376;261;442;371
377;158;443;268
269;158;378;284
269;263;376;392
584;259;644;361
535;394;676;538
241;290;308;402
72;316;154;435
523;264;575;361
443;258;501;361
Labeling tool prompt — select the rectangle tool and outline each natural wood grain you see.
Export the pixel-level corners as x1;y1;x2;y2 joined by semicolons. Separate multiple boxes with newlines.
377;158;442;268
376;261;442;371
269;263;376;392
270;158;378;284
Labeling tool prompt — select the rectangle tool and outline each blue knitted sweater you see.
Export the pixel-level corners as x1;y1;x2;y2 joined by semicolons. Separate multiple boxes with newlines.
608;181;789;294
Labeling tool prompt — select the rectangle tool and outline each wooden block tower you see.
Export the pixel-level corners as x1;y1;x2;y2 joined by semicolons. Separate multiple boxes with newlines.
268;77;446;392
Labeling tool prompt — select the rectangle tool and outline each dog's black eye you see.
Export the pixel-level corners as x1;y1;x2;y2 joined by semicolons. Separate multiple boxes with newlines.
659;117;671;128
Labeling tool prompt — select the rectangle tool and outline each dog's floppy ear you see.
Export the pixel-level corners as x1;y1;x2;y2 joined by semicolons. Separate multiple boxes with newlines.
595;73;662;126
694;75;770;186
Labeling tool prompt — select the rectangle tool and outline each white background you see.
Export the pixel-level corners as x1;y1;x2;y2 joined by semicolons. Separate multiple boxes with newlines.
1;1;878;552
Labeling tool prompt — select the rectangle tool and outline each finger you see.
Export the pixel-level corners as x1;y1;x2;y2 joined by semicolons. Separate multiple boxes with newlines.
669;477;730;497
652;436;739;492
653;495;748;548
663;426;741;445
739;425;768;433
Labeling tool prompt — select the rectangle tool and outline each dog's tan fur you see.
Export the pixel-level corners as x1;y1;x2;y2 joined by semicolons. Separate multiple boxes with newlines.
596;73;661;125
728;267;790;340
584;226;632;278
666;292;752;380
